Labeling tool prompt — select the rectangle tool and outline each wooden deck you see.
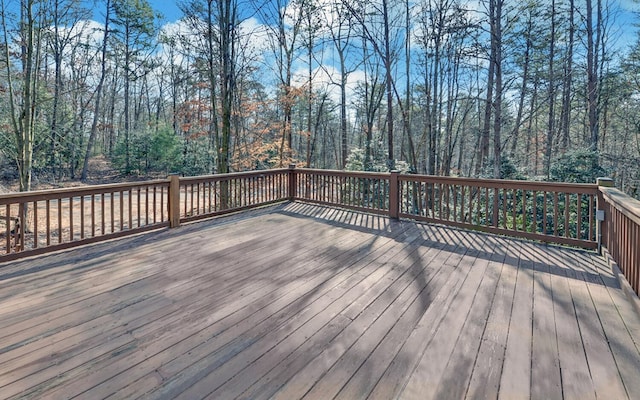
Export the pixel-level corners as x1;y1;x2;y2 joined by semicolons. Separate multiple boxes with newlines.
1;202;639;400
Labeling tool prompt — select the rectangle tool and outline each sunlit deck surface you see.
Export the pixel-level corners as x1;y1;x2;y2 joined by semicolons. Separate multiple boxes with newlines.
1;202;640;400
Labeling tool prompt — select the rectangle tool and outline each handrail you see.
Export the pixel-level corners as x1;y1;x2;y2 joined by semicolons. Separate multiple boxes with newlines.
292;168;599;248
0;166;611;262
0;179;168;202
397;174;599;248
1;180;171;261
599;185;640;296
176;169;290;223
397;174;598;193
294;169;391;215
600;187;640;226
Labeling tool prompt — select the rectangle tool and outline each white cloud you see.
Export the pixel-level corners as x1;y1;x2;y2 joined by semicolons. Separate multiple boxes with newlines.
291;64;366;105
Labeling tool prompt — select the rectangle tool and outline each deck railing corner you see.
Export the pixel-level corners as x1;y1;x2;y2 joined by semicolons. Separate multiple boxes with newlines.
597;177;640;296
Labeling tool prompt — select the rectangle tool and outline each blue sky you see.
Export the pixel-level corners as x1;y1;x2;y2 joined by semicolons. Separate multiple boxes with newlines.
148;0;182;23
87;1;182;23
85;0;639;58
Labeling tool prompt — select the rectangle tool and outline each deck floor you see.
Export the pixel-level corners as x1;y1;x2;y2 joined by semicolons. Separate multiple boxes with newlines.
1;202;639;400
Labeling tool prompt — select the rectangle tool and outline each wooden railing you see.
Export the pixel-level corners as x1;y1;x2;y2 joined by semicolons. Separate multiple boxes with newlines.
0;170;291;261
176;169;290;223
0;180;170;261
0;166;620;265
397;175;599;249
293;169;391;215
599;180;640;296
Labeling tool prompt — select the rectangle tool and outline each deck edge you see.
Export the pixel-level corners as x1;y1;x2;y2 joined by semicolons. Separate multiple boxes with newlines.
604;247;640;319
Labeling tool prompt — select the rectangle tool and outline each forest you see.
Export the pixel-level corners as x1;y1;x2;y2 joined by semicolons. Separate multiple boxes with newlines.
1;0;639;199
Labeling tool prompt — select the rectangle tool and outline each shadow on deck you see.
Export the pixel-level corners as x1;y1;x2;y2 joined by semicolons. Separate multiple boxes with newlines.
0;202;639;399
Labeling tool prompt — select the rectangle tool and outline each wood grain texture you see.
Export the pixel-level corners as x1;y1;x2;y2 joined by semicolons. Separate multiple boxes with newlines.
0;202;637;400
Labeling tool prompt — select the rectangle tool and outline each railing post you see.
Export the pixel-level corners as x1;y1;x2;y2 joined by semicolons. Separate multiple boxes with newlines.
169;174;181;228
288;164;297;201
16;203;25;252
596;177;614;254
389;170;400;220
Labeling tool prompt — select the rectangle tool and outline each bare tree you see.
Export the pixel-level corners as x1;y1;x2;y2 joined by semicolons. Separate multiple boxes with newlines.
110;0;158;174
255;0;305;165
82;0;111;181
1;0;45;192
544;0;557;178
325;0;357;168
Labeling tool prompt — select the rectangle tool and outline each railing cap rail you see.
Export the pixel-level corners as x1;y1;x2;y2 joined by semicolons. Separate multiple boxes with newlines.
0;179;170;203
296;168;391;180
399;174;598;192
600;186;640;226
179;168;289;184
298;168;599;192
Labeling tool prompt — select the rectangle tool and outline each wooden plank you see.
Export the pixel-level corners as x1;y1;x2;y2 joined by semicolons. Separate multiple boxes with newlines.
1;212;336;382
43;216;418;398
298;243;453;400
498;242;535;400
0;218;337;377
465;240;520;399
0;214;322;349
420;236;509;399
234;236;456;400
0;211;292;300
366;232;491;400
398;236;498;400
330;245;457;400
562;251;628;399
29;215;381;399
546;247;596;400
1;204;640;400
213;241;441;400
266;243;454;400
157;225;422;399
0;211;313;312
530;253;562;400
234;315;352;400
583;255;640;398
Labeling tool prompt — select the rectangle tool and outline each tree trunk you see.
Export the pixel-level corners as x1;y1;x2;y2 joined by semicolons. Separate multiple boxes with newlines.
477;0;495;176
510;10;533;159
544;0;556;178
82;0;111;181
586;0;599;151
560;0;574;152
382;0;394;170
492;0;503;179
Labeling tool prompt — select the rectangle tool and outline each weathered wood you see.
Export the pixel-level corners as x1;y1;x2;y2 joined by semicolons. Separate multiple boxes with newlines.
399;236;496;400
7;216;348;398
530;258;563;399
498;244;535;400
583;254;640;398
565;251;629;399
547;247;596;400
465;240;520;399
367;232;491;400
429;238;511;400
0;204;638;400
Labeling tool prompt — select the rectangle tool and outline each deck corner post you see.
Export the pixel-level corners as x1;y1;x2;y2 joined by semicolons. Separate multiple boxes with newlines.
169;174;181;228
596;177;613;254
597;177;614;188
288;164;297;201
389;170;400;220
